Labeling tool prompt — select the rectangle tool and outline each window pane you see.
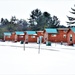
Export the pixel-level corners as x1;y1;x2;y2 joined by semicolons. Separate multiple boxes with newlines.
51;34;56;37
31;36;35;38
63;35;66;38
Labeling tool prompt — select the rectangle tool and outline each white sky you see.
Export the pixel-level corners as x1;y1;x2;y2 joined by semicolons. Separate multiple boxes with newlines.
0;0;75;26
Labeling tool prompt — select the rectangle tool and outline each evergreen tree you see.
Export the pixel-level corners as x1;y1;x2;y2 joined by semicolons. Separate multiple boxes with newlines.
28;9;60;30
67;5;75;25
50;16;60;28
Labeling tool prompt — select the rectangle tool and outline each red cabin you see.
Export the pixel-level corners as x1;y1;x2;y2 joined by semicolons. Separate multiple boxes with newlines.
4;32;12;41
25;31;37;43
56;28;69;43
67;28;75;45
43;28;58;43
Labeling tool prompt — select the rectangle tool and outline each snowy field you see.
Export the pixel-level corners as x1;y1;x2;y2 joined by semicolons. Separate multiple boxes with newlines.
0;41;75;74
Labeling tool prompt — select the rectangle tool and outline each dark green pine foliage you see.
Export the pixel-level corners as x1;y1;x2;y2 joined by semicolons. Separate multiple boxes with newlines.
67;5;75;25
28;9;60;30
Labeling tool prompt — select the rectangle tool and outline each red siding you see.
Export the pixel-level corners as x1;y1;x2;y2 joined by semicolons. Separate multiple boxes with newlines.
5;29;75;44
28;35;37;42
44;30;68;43
4;36;11;41
37;31;43;37
67;29;75;44
37;31;44;43
43;32;48;43
4;32;25;42
17;35;25;41
55;30;67;42
11;32;25;42
11;33;15;41
48;34;57;42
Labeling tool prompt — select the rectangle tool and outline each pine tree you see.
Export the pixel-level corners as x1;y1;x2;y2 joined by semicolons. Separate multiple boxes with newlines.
67;5;75;25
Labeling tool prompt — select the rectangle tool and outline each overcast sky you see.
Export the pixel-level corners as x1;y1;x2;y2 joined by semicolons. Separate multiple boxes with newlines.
0;0;75;26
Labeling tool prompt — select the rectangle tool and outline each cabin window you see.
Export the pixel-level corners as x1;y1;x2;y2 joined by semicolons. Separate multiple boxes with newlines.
20;36;23;38
8;36;10;38
51;34;56;37
63;34;66;38
31;36;35;38
70;34;72;41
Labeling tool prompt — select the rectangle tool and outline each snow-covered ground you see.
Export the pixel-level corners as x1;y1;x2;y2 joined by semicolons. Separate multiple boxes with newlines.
0;41;75;74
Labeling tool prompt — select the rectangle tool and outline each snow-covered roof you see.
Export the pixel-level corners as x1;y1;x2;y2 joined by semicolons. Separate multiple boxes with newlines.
71;28;75;33
45;28;58;33
4;32;11;36
26;31;37;35
15;31;24;35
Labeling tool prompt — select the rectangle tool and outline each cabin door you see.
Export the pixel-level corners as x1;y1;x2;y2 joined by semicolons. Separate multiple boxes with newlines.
69;34;73;43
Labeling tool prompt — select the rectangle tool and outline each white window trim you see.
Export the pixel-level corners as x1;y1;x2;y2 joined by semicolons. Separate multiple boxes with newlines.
31;36;35;38
63;34;66;38
51;34;56;37
70;34;72;42
20;36;23;38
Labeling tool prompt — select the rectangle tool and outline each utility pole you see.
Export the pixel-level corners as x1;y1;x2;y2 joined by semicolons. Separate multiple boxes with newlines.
38;40;40;54
24;40;25;51
24;34;26;51
38;36;42;54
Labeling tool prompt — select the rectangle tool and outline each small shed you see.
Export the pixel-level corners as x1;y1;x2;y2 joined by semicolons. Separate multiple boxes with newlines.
44;28;58;43
25;31;37;42
4;32;11;41
56;28;69;42
15;31;25;42
67;28;75;44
